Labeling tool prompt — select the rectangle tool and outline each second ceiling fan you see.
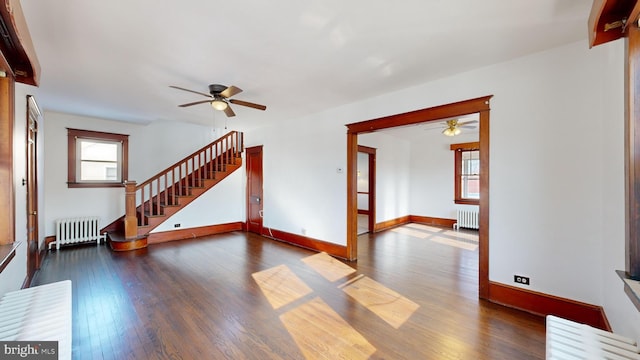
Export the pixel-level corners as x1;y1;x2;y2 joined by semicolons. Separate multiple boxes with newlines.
170;84;266;117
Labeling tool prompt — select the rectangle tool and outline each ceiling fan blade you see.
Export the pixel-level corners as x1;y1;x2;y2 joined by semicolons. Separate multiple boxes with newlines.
178;100;212;107
223;105;236;117
230;99;267;111
457;120;478;126
220;86;243;98
170;85;213;98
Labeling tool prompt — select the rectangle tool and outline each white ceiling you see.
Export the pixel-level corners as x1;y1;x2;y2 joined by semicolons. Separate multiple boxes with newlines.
19;0;592;131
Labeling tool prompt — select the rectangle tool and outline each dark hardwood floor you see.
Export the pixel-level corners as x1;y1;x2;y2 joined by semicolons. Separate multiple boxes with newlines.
33;225;545;359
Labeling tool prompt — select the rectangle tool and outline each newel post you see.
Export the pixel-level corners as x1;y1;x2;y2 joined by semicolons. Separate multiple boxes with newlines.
124;181;138;239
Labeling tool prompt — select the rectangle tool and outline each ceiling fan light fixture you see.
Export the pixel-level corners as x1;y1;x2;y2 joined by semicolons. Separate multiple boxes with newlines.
211;98;228;111
442;125;462;137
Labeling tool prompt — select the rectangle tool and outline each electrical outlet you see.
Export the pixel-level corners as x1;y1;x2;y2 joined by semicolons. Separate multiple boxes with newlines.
174;223;181;228
514;275;530;285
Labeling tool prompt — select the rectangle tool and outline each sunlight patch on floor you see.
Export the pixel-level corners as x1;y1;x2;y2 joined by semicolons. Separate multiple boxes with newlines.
405;223;443;233
280;297;376;360
301;252;356;282
443;230;479;242
431;236;478;251
390;227;429;239
339;275;419;329
252;264;313;309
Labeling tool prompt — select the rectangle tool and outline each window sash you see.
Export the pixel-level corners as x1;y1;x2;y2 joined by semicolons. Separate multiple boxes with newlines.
67;128;128;188
76;138;122;182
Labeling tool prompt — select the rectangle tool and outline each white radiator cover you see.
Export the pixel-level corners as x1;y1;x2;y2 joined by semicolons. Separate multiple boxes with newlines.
54;216;105;250
546;315;640;359
0;280;72;360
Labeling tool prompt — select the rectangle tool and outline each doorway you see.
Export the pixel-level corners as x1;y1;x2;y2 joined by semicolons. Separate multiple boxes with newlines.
357;146;376;234
246;146;264;234
346;95;492;299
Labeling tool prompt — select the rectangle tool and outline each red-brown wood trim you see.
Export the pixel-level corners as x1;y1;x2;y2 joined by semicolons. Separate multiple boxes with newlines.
109;238;148;252
374;216;411;232
0;76;14;246
452;141;480;206
0;243;17;274
409;215;456;228
264;228;348;260
357;209;369;215
588;0;638;48
627;23;640;280
346;96;493;134
488;281;611;331
0;0;40;85
147;222;244;244
358;145;376;235
67;128;129;188
346;132;358;260
478;109;490;299
347;95;492;299
137;131;241;190
449;142;479;151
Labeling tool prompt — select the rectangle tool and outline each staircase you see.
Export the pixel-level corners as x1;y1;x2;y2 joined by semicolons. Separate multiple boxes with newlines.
105;131;244;251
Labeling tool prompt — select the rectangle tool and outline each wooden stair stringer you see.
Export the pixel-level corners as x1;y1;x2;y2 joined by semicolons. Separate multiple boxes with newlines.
136;158;242;237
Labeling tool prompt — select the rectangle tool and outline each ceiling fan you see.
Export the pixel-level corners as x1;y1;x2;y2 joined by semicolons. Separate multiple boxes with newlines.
170;84;266;117
441;119;478;136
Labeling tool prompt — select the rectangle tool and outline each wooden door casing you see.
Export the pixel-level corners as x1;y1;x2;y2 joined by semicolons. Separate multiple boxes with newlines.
246;146;263;234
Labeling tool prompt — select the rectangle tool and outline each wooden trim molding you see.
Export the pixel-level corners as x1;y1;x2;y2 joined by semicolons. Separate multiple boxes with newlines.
409;215;456;228
489;282;611;331
0;0;40;85
373;216;411;232
263;228;348;260
346;95;492;299
0;242;17;274
67;128;129;188
147;222;244;244
0;76;14;245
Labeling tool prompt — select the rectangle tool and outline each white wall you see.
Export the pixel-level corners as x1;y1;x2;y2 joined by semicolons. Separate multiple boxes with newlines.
408;131;478;220
245;39;640;339
244;118;347;242
359;132;411;224
43;112;219;236
151;168;245;232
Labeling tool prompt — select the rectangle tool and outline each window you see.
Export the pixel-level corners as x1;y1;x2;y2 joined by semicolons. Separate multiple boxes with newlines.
451;142;479;205
67;128;128;188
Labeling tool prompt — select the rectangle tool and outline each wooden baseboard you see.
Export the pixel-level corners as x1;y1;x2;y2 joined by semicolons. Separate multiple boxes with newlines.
373;216;411;232
488;281;611;331
147;222;244;244
409;215;456;228
262;228;348;260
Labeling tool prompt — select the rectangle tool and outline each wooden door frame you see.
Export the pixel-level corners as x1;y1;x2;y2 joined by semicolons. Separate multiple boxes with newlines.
245;145;264;234
357;145;376;233
26;95;40;278
346;95;492;299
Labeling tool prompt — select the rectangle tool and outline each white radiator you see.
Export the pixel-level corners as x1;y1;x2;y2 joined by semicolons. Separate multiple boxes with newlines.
0;280;72;360
546;315;640;359
454;209;479;230
53;216;105;250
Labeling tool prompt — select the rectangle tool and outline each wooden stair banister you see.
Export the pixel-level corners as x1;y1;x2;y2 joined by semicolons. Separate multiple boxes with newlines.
122;131;244;241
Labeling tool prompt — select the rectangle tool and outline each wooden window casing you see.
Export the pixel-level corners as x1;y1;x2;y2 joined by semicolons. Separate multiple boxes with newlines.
67;128;129;188
451;142;480;205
